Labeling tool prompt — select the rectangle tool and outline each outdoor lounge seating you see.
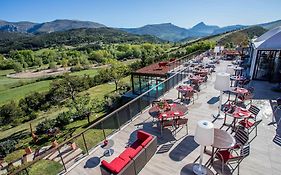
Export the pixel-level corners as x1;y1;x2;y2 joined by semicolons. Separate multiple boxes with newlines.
100;130;157;175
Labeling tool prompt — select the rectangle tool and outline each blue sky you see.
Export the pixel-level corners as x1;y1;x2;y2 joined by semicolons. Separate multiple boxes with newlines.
0;0;281;28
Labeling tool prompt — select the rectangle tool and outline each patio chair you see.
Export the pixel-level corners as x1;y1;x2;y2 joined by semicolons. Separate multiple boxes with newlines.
175;117;189;135
237;89;254;106
272;97;281;124
215;144;250;175
182;91;195;104
222;102;236;126
160;118;175;136
233;126;249;149
238;79;251;88
238;105;261;142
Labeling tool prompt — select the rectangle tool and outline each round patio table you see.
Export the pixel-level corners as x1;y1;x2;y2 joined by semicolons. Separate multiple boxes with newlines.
230;76;246;87
229;107;252;129
176;85;194;99
233;87;248;95
177;85;193;92
210;129;236;164
234;66;244;76
149;102;188;119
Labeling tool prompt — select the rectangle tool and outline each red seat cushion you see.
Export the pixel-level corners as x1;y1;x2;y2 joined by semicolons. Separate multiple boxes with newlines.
137;130;150;141
239;120;254;128
130;139;143;149
216;150;234;162
119;147;140;159
101;157;129;174
141;136;153;147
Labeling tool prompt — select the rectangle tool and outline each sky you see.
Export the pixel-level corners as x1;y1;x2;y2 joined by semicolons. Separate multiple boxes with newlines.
0;0;281;28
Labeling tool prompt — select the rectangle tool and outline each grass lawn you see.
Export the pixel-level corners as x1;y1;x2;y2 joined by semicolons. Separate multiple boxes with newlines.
0;80;52;105
69;69;100;77
28;160;63;175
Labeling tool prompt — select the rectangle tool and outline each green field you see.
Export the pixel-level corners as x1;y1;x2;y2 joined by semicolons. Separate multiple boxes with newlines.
69;68;99;77
0;80;52;105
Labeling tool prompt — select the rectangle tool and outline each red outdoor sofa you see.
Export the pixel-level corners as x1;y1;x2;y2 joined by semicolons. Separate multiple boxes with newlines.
100;130;157;175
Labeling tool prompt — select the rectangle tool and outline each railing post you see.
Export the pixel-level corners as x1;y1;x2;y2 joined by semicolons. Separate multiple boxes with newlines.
82;133;89;155
116;112;121;127
101;122;106;140
57;148;67;172
25;168;29;175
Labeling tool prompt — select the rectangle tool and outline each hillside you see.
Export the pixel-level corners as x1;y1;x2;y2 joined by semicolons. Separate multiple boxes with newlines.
120;23;190;42
28;19;106;33
0;28;162;53
0;19;106;33
259;19;281;30
189;22;219;35
121;22;246;42
217;26;268;46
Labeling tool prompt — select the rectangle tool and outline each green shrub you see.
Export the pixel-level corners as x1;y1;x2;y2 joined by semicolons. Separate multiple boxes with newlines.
36;119;56;135
0;139;16;156
55;112;72;129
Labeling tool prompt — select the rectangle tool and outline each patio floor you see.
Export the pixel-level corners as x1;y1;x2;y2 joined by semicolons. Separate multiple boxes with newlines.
66;60;281;175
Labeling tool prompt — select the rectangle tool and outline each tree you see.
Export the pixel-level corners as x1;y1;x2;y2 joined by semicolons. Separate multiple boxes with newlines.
19;92;46;114
13;62;23;73
61;58;69;70
10;50;35;67
108;60;129;91
49;75;91;104
67;94;93;123
49;61;56;69
34;57;43;67
0;101;23;125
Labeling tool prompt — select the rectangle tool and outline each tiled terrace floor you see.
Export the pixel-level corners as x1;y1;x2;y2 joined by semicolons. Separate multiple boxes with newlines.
67;60;281;175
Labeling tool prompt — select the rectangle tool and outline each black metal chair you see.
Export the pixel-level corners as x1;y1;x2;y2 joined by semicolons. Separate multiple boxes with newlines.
238;105;261;142
215;144;250;175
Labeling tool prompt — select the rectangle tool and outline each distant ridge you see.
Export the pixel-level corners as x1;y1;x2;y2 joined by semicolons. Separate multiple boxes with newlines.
0;19;281;42
0;19;106;33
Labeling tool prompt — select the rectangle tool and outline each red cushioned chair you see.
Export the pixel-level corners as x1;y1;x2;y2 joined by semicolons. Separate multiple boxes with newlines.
215;144;250;175
238;105;261;142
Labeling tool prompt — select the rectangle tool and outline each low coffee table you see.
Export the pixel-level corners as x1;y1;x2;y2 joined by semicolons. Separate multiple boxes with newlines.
101;139;114;157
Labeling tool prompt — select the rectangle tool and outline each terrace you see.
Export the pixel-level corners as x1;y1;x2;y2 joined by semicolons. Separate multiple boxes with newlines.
63;58;281;175
8;51;281;175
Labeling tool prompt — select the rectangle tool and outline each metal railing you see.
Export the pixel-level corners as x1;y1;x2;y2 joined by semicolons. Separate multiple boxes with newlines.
11;50;204;175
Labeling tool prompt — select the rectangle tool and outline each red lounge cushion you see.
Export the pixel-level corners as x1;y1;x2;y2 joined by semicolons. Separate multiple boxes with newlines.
101;157;129;174
131;139;143;149
217;150;234;162
119;147;140;159
239;120;254;128
137;130;150;141
141;136;153;147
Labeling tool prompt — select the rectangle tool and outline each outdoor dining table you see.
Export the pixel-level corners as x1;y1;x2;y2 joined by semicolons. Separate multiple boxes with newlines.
229;107;252;129
176;85;194;99
231;87;249;103
148;102;188;120
234;66;244;76
193;69;208;76
230;75;246;87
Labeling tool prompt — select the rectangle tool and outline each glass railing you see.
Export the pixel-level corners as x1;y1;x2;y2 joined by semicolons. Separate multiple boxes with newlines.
11;50;204;175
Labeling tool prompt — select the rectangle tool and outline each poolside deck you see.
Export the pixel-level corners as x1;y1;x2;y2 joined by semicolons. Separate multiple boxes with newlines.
66;60;281;175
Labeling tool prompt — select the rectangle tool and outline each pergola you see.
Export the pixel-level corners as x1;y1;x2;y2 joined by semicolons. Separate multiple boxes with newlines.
131;59;180;95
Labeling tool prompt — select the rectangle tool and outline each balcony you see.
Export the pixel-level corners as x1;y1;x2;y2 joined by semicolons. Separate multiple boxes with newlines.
63;59;281;175
9;53;281;175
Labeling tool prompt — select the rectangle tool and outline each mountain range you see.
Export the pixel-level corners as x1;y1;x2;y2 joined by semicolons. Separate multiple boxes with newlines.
0;19;281;42
0;19;105;34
